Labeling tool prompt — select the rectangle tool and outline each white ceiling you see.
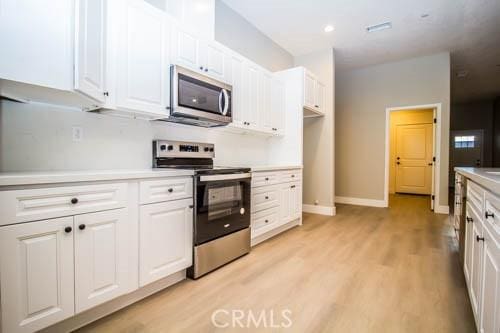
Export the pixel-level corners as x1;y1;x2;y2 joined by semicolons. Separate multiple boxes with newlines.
222;0;500;103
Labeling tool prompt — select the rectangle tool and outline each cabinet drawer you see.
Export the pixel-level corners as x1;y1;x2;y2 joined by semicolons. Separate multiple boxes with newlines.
280;170;302;183
485;191;500;237
251;185;279;213
252;206;279;229
140;177;193;204
0;183;128;225
467;180;485;217
251;172;280;188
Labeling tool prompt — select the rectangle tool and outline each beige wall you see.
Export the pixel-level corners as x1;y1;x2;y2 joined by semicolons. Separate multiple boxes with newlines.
294;49;335;208
336;52;450;207
214;0;293;72
389;109;434;194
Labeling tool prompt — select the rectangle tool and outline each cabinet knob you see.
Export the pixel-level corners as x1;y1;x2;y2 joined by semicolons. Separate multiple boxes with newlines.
476;235;485;242
485;211;495;219
265;196;269;200
291;185;296;188
65;226;72;233
265;219;269;223
291;175;295;178
168;188;174;193
204;68;208;72
199;66;204;70
466;216;473;223
103;91;109;97
71;198;78;204
79;224;86;230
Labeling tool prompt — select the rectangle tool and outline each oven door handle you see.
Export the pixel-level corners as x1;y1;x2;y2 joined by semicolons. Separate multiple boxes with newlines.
200;173;251;182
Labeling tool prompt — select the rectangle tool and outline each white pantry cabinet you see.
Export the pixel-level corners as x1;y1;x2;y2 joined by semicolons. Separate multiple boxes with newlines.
114;0;170;117
139;198;193;287
74;0;108;103
302;69;325;117
0;217;75;333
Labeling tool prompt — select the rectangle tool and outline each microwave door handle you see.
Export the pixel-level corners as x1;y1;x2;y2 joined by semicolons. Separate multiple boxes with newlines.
219;89;229;115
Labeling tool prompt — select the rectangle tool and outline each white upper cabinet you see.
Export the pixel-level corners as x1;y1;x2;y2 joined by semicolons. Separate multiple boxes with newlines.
75;0;107;103
261;71;273;132
271;78;286;135
115;0;170;116
74;208;131;313
0;0;73;90
230;54;245;127
165;0;215;40
202;41;230;82
0;217;75;333
302;69;325;117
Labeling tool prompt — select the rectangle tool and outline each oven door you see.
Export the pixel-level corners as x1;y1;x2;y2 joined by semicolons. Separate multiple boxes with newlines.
171;65;232;125
195;173;251;245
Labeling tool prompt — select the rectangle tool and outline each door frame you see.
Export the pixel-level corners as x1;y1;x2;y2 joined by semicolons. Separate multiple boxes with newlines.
384;103;442;212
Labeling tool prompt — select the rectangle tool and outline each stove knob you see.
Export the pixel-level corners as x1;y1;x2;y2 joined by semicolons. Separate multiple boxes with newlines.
209;148;214;152
160;145;166;151
204;147;209;152
167;145;174;151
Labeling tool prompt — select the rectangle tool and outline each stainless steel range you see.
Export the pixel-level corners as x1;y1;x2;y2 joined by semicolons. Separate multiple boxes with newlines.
153;140;251;279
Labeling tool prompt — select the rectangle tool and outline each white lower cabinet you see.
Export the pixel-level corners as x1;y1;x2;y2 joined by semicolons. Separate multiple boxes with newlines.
74;208;131;313
462;178;500;332
251;169;302;242
139;198;193;286
0;217;75;333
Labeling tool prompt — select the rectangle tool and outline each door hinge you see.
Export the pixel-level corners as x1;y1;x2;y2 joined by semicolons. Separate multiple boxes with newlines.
432;195;435;200
433;118;437;123
433;156;436;162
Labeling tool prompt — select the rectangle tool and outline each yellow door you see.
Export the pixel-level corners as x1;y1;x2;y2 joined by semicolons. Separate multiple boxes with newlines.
395;123;433;195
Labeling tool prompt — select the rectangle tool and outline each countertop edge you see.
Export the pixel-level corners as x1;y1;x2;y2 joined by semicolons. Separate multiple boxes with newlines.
455;167;500;195
250;166;303;172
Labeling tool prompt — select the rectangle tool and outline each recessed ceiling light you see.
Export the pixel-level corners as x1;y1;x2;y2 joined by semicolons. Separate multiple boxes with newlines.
366;22;392;33
324;25;334;33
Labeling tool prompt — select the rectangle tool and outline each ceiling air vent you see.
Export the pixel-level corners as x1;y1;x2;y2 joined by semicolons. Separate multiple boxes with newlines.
366;21;392;33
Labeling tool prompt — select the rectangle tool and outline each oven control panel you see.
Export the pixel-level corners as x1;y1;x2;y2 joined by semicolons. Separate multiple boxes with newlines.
154;140;214;158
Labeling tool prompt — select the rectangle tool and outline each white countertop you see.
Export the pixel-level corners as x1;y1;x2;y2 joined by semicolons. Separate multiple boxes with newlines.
250;165;303;172
0;169;194;187
455;167;500;194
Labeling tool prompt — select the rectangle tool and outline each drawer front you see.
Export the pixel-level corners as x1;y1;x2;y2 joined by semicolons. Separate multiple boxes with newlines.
485;191;500;238
0;183;128;225
251;185;279;213
251;206;280;237
251;172;280;188
140;177;193;204
467;180;485;217
280;170;302;183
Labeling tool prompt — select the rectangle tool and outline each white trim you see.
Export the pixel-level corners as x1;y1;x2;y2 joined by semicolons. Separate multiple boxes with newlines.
302;204;336;216
384;103;442;212
435;205;449;215
335;196;387;208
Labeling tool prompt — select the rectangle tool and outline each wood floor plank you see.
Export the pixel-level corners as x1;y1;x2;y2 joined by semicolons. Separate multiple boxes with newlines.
77;194;476;333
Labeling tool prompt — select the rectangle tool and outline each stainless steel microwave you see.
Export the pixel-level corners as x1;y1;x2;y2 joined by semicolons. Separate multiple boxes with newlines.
162;65;232;127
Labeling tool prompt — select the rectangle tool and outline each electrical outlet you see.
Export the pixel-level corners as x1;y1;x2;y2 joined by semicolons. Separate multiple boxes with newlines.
314;200;319;205
72;126;83;142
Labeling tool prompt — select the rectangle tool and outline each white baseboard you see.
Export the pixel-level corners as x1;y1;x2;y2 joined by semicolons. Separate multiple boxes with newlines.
302;204;336;216
435;205;450;214
335;196;388;208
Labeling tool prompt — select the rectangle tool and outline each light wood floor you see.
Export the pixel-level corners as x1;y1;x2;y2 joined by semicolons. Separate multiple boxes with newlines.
77;194;476;333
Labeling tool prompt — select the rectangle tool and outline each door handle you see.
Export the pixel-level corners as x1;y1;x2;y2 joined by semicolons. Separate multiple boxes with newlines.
396;161;400;165
428;163;433;166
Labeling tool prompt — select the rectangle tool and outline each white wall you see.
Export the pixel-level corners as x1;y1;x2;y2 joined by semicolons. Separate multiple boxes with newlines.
214;0;293;72
294;49;335;208
0;101;270;171
335;52;451;207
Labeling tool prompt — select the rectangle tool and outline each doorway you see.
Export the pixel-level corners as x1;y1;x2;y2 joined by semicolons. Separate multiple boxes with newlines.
449;129;484;184
385;104;441;211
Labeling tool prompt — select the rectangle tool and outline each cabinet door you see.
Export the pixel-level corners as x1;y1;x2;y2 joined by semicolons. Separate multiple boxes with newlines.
470;218;484;323
279;183;292;223
271;78;286;135
116;0;169;115
75;0;107;103
230;55;245;126
315;80;325;113
74;208;131;313
480;227;500;333
244;63;260;128
0;0;73;90
139;198;193;286
171;26;202;71
290;182;302;220
464;205;474;284
304;71;316;109
260;71;273;132
202;41;228;82
0;217;74;333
